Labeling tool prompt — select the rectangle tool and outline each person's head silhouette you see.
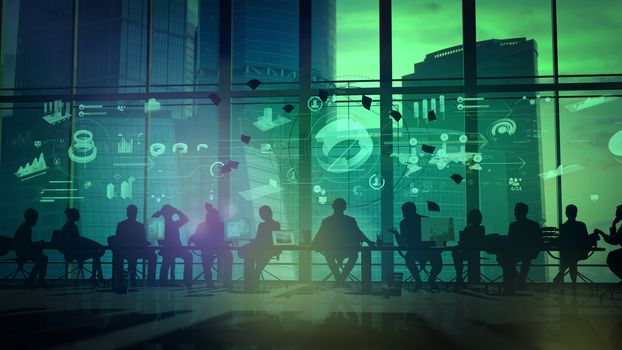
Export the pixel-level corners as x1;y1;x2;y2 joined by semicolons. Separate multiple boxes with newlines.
467;209;483;226
514;202;529;221
401;202;417;219
64;208;80;223
126;204;138;221
160;204;174;218
616;205;622;220
259;205;273;221
332;198;347;214
565;204;578;220
24;208;38;227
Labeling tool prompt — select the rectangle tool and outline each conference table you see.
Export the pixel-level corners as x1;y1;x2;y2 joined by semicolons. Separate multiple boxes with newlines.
31;243;606;294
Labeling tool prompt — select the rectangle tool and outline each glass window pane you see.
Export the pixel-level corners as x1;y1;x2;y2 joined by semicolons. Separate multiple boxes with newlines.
2;0;74;96
476;0;553;84
393;0;463;84
558;0;622;76
232;0;300;90
561;91;622;282
313;0;376;86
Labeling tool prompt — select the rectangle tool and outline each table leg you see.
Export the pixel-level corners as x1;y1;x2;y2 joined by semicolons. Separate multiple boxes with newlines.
361;248;371;294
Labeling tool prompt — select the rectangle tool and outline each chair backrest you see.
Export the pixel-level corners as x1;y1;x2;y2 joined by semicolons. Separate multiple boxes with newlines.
0;236;13;256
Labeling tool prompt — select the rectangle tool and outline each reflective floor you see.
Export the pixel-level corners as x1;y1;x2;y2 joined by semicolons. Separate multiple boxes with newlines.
0;282;621;349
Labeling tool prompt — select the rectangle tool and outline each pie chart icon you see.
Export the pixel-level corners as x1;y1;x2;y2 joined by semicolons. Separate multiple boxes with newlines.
609;130;622;156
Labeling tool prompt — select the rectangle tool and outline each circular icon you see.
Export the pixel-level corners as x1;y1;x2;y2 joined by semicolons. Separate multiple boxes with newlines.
608;130;622;156
307;96;323;112
53;158;61;166
459;135;468;143
315;117;374;174
368;174;385;190
313;185;322;193
409;138;418;146
150;143;166;157
209;161;225;178
68;129;97;164
440;133;449;142
286;168;298;183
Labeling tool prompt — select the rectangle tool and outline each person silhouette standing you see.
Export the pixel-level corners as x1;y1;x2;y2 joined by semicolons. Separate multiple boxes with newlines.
553;205;589;285
14;208;49;289
189;203;233;288
452;209;485;288
242;205;281;291
595;205;622;280
153;204;192;288
312;198;374;287
498;202;541;294
114;205;157;286
397;202;442;290
60;208;105;283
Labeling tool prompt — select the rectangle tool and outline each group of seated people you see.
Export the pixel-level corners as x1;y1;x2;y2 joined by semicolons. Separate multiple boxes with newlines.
8;198;622;294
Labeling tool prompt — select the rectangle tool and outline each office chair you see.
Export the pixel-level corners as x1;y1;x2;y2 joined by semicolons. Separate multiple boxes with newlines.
52;230;102;287
0;236;32;286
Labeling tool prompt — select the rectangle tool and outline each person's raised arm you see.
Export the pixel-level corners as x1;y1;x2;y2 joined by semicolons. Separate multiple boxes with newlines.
174;208;190;227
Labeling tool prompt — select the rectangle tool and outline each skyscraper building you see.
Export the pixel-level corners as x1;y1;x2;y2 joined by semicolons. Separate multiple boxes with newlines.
401;38;545;280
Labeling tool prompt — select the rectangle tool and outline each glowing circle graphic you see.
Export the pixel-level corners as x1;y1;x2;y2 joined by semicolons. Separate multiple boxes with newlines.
608;130;622;156
314;117;373;174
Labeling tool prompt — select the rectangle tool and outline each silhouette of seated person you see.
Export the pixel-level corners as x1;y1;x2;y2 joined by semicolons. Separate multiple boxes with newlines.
152;204;192;287
189;203;233;288
553;204;590;285
58;208;105;282
112;204;157;286
451;209;485;288
240;205;281;291
312;198;374;287
14;208;49;289
396;201;442;289
496;202;541;294
595;204;622;280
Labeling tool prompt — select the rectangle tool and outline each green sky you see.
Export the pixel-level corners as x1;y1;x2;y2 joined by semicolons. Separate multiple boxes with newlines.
335;0;622;80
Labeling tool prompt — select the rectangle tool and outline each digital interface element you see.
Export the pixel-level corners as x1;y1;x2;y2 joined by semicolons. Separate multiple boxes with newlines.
196;143;208;151
307;96;323;112
368;174;385;190
15;153;48;181
39;180;83;203
487;118;517;139
144;98;161;113
608;130;622;156
508;177;522;191
78;103;107;117
172;143;188;154
253;108;291;131
239;179;282;201
225;219;251;240
314;116;373;173
106;176;136;200
540;164;584;180
564;96;618;112
117;134;134;153
42;100;71;125
272;230;295;246
209;161;225;178
456;96;488;111
313;185;328;204
150;143;166;157
68;130;98;164
412;95;445;122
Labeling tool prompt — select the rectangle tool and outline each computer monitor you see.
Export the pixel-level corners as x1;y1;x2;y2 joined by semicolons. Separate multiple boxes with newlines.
272;230;295;246
421;217;455;247
225;219;251;240
147;217;164;241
